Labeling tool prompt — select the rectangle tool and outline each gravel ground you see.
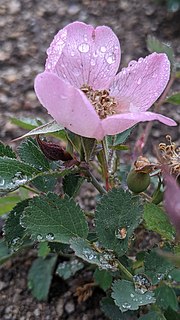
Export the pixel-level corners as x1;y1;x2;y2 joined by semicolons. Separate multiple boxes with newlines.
0;0;179;319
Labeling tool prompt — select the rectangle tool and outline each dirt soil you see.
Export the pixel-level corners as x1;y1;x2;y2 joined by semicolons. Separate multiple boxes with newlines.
0;0;180;319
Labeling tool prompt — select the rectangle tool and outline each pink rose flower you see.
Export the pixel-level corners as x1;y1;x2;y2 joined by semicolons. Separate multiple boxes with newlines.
34;21;176;140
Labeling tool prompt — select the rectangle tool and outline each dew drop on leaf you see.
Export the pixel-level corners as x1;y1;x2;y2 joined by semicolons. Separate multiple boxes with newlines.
45;233;55;241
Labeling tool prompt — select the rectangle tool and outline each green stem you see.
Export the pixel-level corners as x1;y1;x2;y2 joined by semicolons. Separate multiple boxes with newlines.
86;169;107;195
117;260;133;281
101;138;110;191
21;185;40;195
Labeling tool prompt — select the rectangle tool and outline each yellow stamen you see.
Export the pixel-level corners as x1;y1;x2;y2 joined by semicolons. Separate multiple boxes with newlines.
81;85;117;119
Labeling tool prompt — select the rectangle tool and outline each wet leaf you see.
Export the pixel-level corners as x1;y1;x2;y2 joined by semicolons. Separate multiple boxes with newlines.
94;268;113;291
0;157;40;194
0;141;16;158
56;259;84;280
144;250;174;285
70;238;119;271
4;199;30;251
21;193;88;244
28;255;57;301
95;188;143;256
112;280;156;312
144;203;175;241
101;297;128;320
155;284;178;311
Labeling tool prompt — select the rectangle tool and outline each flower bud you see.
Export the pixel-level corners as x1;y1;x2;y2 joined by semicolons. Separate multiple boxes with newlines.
127;169;150;193
37;135;73;161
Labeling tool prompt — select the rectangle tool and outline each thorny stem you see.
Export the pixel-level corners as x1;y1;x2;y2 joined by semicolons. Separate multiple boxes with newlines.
102;138;110;191
117;260;133;281
22;185;40;195
139;74;176;149
86;169;107;195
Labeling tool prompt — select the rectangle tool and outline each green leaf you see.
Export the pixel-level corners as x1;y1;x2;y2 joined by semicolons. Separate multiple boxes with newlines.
18;138;50;170
18;138;56;192
11;116;44;130
139;311;166;320
21;193;88;244
0;157;40;194
101;297;128;320
144;203;175;241
38;242;50;258
108;127;134;146
94;268;113;291
166;92;180;105
81;137;96;162
155;284;178;311
4;199;30;250
70;237;119;271
0;142;16;158
28;255;57;301
0;195;20;216
164;307;180;320
63;173;84;197
14;120;64;141
0;239;12;265
110;145;129;151
168;268;180;282
112;280;156;312
56;259;84;280
144;250;174;285
147;35;175;65
95;188;143;256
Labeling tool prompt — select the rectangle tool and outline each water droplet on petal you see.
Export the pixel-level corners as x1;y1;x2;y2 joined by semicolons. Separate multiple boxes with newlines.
61;95;67;100
83;34;88;41
106;52;116;64
137;78;142;85
138;57;144;63
128;60;137;67
78;43;90;53
71;51;75;57
100;46;106;53
90;59;96;66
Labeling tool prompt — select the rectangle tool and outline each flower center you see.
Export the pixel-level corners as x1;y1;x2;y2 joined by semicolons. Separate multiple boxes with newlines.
81;85;117;119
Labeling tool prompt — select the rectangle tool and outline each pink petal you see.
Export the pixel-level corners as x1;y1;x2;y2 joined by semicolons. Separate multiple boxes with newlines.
102;111;176;136
45;21;120;90
109;53;170;112
34;72;104;140
163;171;180;232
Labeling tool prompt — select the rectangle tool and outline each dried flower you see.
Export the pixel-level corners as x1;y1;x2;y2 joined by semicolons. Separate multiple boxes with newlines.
159;135;180;177
35;22;176;140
